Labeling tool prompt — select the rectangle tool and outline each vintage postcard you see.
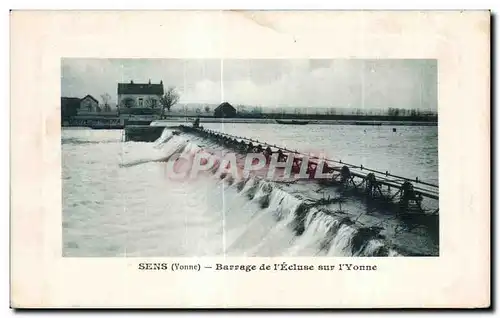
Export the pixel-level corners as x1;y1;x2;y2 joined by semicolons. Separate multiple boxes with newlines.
10;11;490;308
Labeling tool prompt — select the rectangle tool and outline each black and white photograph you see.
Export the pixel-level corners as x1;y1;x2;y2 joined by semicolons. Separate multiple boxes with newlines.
61;58;439;257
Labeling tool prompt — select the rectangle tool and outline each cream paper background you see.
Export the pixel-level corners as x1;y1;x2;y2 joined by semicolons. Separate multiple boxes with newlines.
10;10;490;308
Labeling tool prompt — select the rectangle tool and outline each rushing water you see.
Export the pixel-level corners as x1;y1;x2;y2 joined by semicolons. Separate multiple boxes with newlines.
62;124;439;257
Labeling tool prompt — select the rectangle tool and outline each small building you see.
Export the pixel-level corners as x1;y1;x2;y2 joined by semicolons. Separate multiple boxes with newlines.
214;102;237;118
61;97;81;124
79;94;100;113
117;80;164;110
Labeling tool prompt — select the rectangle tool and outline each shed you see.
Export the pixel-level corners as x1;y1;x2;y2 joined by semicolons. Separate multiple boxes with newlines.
213;102;237;118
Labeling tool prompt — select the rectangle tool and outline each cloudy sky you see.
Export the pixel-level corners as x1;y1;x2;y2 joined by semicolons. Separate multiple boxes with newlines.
61;59;437;110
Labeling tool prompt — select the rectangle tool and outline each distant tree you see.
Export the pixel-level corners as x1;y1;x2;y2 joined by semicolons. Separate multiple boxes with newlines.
204;105;210;113
387;107;401;117
252;107;265;115
195;108;201;114
159;86;180;118
100;93;112;112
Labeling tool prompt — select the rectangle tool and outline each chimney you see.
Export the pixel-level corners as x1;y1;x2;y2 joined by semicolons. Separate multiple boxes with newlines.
148;79;151;85
130;80;134;84
160;80;163;85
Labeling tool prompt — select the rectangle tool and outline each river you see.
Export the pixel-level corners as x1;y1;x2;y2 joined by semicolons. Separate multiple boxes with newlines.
62;123;439;257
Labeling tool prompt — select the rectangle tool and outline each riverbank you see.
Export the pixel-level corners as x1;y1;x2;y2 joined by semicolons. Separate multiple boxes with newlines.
150;118;437;126
61;116;438;129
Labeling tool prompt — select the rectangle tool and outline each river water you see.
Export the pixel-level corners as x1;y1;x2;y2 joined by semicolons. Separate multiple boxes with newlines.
62;123;439;257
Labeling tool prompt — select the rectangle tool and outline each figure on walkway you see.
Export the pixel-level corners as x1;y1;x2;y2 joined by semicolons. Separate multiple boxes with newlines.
193;117;200;128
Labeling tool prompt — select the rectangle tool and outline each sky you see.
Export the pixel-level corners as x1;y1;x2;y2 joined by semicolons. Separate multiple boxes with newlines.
61;58;437;111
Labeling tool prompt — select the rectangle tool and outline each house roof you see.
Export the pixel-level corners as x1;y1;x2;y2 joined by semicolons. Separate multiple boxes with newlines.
81;94;99;104
118;81;164;95
214;102;236;111
61;97;80;103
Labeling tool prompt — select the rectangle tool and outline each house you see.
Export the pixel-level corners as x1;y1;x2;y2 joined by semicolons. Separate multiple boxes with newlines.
214;102;237;118
61;95;124;127
61;97;81;123
117;80;164;111
79;94;100;113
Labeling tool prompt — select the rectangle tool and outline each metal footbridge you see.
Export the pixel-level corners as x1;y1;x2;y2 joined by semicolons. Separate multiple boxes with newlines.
178;125;439;215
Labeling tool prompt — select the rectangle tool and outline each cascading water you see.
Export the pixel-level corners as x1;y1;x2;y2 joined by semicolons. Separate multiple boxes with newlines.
63;126;438;257
122;127;403;257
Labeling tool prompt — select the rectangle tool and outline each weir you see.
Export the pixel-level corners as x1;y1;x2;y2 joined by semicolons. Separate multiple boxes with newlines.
117;125;439;256
177;125;439;216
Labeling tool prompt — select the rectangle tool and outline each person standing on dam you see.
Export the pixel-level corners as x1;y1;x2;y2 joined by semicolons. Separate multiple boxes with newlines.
193;117;200;128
